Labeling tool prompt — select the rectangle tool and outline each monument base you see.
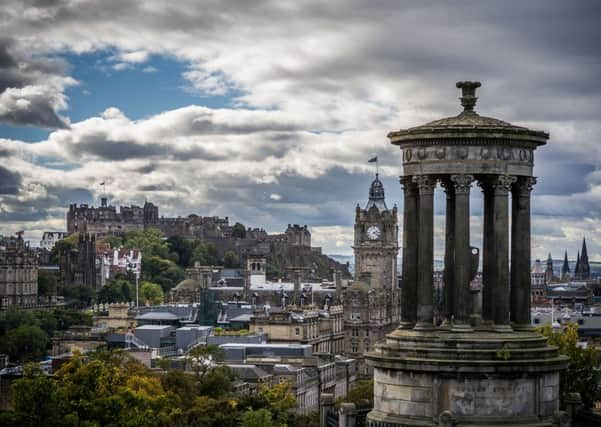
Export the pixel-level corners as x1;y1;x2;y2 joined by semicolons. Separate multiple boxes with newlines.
365;329;568;427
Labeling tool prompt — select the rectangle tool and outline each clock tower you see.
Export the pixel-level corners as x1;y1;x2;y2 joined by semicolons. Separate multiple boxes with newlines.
353;173;399;289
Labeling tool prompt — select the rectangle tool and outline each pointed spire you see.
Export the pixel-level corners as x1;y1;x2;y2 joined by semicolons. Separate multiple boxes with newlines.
575;250;581;278
581;238;589;262
561;250;570;281
579;237;590;279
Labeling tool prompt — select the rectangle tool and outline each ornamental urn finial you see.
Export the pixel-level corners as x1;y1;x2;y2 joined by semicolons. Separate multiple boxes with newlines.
456;81;481;112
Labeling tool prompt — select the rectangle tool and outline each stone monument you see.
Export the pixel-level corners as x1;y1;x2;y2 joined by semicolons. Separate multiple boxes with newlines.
366;82;568;426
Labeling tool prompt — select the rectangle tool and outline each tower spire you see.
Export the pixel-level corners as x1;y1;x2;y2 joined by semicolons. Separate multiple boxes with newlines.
579;237;590;280
561;250;570;281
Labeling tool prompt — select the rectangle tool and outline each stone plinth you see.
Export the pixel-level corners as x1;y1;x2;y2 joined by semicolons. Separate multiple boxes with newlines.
366;329;568;426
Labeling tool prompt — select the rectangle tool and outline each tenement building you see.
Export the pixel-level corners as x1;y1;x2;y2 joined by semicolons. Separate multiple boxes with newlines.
366;82;568;426
0;234;38;309
344;174;400;376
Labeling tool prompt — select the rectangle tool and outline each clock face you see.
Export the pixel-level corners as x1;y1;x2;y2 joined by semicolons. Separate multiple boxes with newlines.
366;225;381;240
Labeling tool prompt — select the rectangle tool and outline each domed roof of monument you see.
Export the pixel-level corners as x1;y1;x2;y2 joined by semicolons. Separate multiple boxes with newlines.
365;173;388;210
389;81;548;143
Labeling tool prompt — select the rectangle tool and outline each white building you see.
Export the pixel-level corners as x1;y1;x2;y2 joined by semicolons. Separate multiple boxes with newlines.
39;232;68;251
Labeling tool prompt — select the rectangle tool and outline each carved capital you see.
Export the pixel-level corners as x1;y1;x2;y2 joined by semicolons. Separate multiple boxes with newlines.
490;175;517;195
450;174;474;194
515;176;537;196
412;175;436;195
399;176;418;195
439;178;455;196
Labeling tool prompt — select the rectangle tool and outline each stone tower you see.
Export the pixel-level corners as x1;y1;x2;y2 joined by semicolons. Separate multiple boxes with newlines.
344;174;400;377
545;252;554;283
353;174;399;290
367;82;567;426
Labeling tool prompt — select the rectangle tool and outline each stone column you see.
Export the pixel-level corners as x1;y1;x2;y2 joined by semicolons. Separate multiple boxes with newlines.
399;176;419;328
413;175;436;330
441;179;455;328
480;180;494;328
490;175;516;332
450;174;474;331
511;176;536;330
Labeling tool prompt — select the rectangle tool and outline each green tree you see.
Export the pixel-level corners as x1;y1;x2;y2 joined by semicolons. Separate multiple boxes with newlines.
167;235;196;267
50;233;79;264
232;222;247;239
187;345;225;383
140;281;164;305
143;255;184;293
60;284;94;308
37;270;57;297
125;228;170;259
190;242;220;266
9;364;63;427
223;250;239;268
197;365;236;398
0;325;49;362
241;408;274;427
97;278;133;303
337;379;373;406
103;235;123;248
539;322;601;409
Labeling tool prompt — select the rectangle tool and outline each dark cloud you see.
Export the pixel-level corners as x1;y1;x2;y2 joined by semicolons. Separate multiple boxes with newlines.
0;166;21;194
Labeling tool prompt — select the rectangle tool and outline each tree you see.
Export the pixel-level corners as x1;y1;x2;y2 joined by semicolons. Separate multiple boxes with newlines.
140;281;164;305
125;228;170;259
167;235;196;267
197;365;236;398
187;345;225;383
37;270;57;298
241;408;274;427
97;278;133;303
143;255;184;293
9;364;63;427
223;250;239;268
337;379;373;406
0;325;49;362
540;323;601;409
190;242;220;267
232;222;247;239
50;233;79;264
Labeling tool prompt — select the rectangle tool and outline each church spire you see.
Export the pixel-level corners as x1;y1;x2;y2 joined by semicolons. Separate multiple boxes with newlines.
579;237;590;280
561;250;570;281
544;253;554;283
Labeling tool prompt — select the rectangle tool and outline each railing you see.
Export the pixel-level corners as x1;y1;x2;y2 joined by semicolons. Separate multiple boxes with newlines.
125;333;149;349
186;336;207;352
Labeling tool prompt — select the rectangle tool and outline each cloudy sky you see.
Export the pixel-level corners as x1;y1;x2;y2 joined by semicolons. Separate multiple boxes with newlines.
0;0;600;261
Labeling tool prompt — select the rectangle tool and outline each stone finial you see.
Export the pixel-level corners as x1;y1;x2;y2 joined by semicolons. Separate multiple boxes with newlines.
456;81;481;112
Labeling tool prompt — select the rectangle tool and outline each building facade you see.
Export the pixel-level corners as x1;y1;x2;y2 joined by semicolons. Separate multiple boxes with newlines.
344;174;400;376
0;234;38;309
39;231;68;251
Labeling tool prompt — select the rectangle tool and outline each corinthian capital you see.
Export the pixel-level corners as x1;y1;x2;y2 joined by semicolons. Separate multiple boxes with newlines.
400;176;418;195
515;176;537;195
412;175;436;195
490;175;517;195
450;174;474;194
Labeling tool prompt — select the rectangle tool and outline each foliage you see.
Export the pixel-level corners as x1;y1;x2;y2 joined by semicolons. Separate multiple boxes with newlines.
103;235;124;248
187;345;225;382
241;408;274;427
232;222;247;239
539;322;601;409
60;284;95;308
0;325;49;362
5;348;309;427
124;228;171;259
143;255;184;293
140;281;164;305
337;379;373;407
8;364;63;427
50;233;79;264
223;250;240;268
190;241;220;267
97;278;133;303
0;308;92;362
37;270;58;297
213;328;250;336
166;235;196;267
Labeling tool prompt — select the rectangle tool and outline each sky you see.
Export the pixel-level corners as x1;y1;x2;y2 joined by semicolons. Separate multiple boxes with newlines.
0;1;600;260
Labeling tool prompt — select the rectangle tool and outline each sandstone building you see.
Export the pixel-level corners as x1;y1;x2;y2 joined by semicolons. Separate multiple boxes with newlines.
0;234;38;309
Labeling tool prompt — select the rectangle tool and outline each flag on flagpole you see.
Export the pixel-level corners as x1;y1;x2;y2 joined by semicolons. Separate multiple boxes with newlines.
100;182;105;186
368;156;378;163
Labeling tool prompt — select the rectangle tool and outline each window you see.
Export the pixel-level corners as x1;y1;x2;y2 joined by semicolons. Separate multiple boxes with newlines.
352;328;358;337
578;319;584;325
534;318;540;324
351;344;358;353
295;327;300;335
